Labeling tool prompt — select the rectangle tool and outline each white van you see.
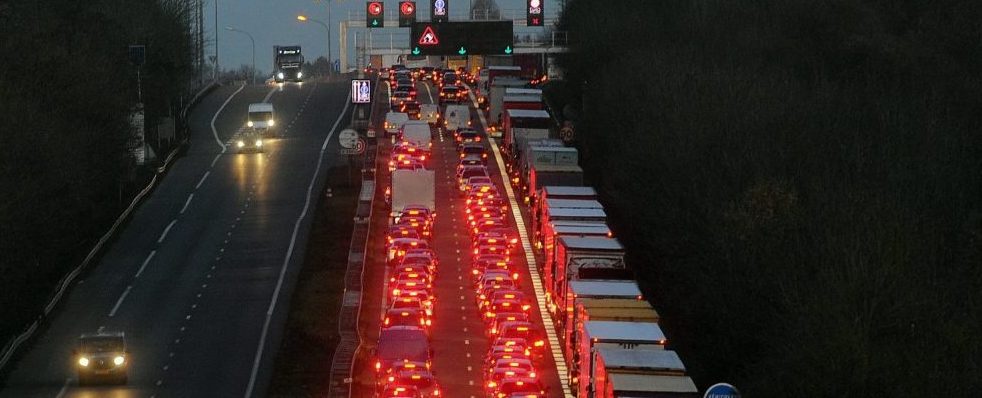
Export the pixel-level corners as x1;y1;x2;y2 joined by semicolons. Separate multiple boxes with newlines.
401;121;432;149
247;103;275;136
384;112;410;138
443;104;471;133
420;104;440;126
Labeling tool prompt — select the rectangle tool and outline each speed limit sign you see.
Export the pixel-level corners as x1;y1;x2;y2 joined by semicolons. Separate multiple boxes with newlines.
559;125;574;143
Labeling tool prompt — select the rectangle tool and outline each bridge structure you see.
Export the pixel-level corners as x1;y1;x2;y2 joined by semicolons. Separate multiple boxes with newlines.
337;8;569;72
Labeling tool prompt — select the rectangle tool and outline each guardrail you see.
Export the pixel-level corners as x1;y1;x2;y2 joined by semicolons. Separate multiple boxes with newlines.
0;81;220;373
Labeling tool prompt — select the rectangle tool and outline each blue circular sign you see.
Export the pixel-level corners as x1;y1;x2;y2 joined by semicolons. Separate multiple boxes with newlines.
704;383;740;398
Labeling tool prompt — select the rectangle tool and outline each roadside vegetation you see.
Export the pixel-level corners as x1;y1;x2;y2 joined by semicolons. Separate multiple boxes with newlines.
556;0;982;395
0;0;194;355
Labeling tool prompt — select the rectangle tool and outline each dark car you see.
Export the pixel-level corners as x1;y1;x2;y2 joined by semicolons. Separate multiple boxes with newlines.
74;332;129;385
374;326;431;374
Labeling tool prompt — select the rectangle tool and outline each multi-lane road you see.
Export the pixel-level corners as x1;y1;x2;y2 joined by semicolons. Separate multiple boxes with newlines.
351;78;568;397
1;80;353;397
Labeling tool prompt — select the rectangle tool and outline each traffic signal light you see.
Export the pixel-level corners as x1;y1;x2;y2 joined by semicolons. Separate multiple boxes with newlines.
399;1;417;28
526;0;543;27
367;1;384;28
431;0;448;23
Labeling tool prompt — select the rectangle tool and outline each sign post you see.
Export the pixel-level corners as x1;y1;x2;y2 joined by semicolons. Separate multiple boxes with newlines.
704;383;740;398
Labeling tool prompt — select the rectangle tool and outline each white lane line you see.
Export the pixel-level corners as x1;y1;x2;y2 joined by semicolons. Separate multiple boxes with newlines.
210;84;246;150
244;85;352;398
108;285;133;317
210;153;222;168
468;87;575;398
157;220;177;243
423;81;434;103
262;86;277;102
195;171;210;189
55;378;71;398
135;250;157;278
180;193;194;214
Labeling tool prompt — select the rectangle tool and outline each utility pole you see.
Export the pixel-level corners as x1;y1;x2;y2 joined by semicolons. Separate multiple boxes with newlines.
214;0;219;80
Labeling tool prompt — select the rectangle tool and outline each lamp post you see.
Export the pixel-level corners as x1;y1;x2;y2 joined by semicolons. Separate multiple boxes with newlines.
297;14;332;75
225;26;256;84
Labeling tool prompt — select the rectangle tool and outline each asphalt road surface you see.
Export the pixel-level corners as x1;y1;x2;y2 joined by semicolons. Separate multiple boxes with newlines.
0;79;353;398
350;79;566;397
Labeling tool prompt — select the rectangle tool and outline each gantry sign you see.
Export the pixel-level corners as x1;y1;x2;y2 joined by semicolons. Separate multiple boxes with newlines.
409;21;514;56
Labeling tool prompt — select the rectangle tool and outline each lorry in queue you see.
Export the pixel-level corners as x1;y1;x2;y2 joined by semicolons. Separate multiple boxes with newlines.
479;65;522;95
389;169;435;223
519;146;579;199
594;374;699;398
564;299;659;366
542;222;612;269
273;45;303;82
533;198;604;246
512;138;564;180
487;78;532;132
533;185;598;219
571;321;667;394
401;120;433;150
502;109;552;161
589;348;695;398
527;163;584;205
549;236;627;312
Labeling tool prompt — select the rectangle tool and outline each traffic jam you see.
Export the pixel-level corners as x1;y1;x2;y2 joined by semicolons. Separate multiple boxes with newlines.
370;62;699;397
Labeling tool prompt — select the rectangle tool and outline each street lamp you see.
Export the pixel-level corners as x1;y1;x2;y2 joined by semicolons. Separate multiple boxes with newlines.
225;26;256;85
297;13;332;76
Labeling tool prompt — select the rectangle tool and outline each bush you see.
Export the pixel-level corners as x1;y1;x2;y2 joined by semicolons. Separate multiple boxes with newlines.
558;0;982;395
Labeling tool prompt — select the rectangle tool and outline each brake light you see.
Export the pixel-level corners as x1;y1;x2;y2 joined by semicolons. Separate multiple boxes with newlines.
534;340;545;347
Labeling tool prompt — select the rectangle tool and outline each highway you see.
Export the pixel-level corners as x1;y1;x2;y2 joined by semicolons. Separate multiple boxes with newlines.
0;80;353;397
351;78;566;397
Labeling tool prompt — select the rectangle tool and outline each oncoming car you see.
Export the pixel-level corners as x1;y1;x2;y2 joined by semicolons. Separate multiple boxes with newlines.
73;332;129;385
234;131;264;153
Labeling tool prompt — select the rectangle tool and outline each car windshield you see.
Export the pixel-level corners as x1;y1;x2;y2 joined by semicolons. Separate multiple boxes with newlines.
80;336;123;352
248;111;272;121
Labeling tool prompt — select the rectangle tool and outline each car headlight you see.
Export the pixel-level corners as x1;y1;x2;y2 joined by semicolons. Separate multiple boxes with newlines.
267;119;274;126
78;357;89;367
237;140;245;148
277;72;284;79
113;356;125;366
297;71;303;78
255;139;263;147
247;121;254;127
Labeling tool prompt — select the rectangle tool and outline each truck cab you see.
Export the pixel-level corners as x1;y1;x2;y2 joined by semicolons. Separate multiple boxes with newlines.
73;332;129;385
247;103;275;136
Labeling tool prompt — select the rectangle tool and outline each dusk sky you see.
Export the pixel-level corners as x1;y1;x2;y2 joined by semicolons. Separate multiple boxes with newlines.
212;0;562;74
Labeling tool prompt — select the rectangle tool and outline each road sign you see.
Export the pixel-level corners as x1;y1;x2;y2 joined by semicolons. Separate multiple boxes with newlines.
399;1;417;27
559;125;574;143
339;129;359;149
418;25;440;45
704;383;740;398
409;22;513;55
526;0;544;26
431;0;448;23
339;138;366;155
351;79;372;103
367;2;384;28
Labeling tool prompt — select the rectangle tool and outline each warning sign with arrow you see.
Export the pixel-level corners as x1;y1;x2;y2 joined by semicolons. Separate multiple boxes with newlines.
418;25;439;46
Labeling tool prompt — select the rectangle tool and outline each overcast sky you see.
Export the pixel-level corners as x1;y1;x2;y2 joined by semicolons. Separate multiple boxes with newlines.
210;0;562;74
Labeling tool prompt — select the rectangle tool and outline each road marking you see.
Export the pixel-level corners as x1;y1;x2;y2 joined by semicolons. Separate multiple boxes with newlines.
245;83;350;398
55;378;71;398
157;219;177;243
210;153;222;168
180;193;194;214
195;171;211;189
108;285;133;317
468;86;576;398
135;250;157;278
210;84;246;150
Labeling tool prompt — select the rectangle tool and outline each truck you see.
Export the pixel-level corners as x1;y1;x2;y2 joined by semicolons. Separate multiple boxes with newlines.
273;45;303;82
572;321;667;393
550;236;626;313
512;138;564;182
542;222;612;269
519;146;578;199
502;109;552;161
479;65;522;94
591;349;695;398
533;186;599;223
401;120;432;149
389;169;435;222
247;103;275;136
565;299;659;368
533;198;603;245
488;78;532;130
527;163;584;204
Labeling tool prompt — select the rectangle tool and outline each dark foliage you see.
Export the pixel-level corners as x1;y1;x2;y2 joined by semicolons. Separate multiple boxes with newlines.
557;0;982;395
0;0;194;347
